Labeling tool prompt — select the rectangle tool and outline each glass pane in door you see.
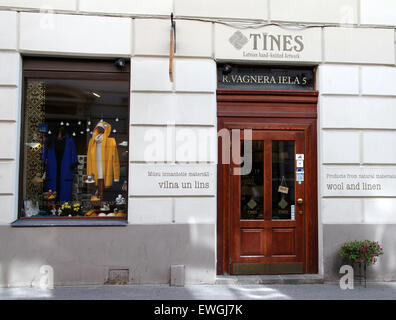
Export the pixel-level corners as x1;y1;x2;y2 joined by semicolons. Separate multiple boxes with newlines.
272;141;295;220
240;140;264;220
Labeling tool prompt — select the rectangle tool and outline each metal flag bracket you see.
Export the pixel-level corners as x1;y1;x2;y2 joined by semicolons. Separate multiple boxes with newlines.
169;13;176;82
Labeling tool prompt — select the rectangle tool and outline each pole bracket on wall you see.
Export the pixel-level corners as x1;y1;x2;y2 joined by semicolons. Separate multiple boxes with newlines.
169;13;176;82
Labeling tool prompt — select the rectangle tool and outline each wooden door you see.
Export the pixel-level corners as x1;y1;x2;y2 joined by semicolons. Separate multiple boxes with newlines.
230;129;306;274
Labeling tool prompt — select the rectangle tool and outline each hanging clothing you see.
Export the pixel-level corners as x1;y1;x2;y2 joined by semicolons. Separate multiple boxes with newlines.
54;139;65;202
42;133;78;203
87;121;120;188
95;133;104;179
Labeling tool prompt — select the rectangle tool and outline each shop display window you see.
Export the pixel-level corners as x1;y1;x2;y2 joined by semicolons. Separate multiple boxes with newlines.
19;58;129;219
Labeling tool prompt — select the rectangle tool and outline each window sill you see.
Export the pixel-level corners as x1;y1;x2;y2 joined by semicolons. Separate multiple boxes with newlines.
11;218;128;227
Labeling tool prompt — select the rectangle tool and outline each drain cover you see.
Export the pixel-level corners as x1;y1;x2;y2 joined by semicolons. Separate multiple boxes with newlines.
106;269;129;285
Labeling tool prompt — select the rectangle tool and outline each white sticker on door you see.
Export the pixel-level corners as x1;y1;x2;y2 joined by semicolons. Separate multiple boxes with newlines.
296;160;304;168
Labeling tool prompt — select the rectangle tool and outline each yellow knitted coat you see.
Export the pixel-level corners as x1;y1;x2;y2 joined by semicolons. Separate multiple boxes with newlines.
87;121;120;187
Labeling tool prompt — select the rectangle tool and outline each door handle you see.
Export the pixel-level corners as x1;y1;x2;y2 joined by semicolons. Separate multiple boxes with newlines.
297;198;303;204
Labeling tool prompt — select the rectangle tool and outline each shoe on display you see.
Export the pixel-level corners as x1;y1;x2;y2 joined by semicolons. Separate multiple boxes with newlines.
85;174;95;184
100;203;110;211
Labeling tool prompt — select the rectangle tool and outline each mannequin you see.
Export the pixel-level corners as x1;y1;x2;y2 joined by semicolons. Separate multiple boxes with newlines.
95;124;105;199
42;125;78;203
87;121;120;200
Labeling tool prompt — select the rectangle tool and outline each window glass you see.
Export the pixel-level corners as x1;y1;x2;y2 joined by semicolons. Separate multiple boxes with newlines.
21;64;129;219
240;140;264;220
272;140;295;220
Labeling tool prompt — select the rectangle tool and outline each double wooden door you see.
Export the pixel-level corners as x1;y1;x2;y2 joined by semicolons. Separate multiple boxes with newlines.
229;129;306;274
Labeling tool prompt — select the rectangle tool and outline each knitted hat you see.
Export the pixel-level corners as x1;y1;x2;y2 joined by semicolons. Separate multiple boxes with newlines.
96;121;105;129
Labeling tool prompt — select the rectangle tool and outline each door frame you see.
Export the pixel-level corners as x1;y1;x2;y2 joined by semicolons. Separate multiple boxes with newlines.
217;90;318;275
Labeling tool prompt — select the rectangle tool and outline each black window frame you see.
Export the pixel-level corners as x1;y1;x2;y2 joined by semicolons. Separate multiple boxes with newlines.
15;56;130;226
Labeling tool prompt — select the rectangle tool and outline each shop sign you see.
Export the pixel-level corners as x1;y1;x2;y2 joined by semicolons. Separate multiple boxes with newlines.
323;167;396;197
130;164;215;196
217;65;314;90
215;25;322;62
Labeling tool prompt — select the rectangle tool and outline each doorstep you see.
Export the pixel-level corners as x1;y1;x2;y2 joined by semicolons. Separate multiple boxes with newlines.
215;274;324;285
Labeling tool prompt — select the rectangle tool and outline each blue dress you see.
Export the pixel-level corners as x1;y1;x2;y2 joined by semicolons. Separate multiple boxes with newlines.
42;134;77;203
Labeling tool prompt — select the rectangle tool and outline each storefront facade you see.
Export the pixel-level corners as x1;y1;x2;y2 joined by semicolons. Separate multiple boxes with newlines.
0;0;395;286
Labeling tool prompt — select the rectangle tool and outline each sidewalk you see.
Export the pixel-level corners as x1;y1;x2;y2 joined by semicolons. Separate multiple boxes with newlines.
1;282;396;300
